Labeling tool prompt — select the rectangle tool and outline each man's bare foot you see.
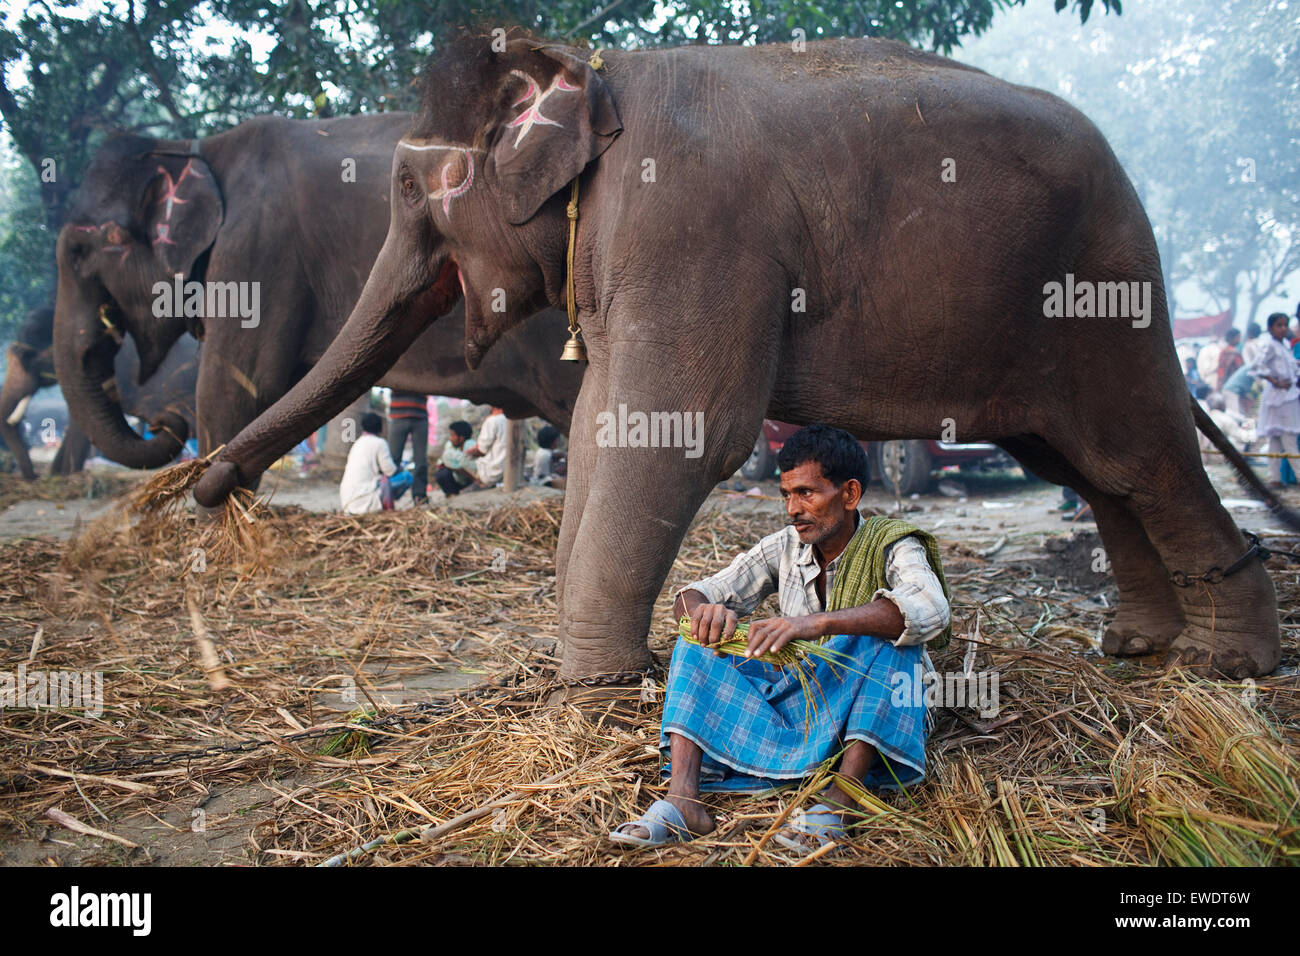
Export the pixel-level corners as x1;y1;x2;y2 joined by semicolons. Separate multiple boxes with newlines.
622;794;715;842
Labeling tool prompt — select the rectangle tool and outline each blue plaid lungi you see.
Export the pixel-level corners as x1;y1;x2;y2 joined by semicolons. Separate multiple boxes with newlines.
660;634;929;792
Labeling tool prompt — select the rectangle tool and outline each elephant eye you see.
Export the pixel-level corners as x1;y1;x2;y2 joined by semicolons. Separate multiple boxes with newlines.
400;175;420;205
66;236;95;273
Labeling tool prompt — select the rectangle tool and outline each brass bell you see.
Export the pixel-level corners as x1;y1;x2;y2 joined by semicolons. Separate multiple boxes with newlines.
560;329;588;362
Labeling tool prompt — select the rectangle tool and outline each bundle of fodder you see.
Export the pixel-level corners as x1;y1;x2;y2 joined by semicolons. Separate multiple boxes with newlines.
1111;676;1299;865
55;446;277;580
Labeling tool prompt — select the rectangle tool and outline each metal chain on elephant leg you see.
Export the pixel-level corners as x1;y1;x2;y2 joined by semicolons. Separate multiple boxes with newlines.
1166;529;1300;672
1168;531;1284;587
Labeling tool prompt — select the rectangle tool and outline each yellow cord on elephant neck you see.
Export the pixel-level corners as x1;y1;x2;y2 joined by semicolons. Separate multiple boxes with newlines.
560;177;587;362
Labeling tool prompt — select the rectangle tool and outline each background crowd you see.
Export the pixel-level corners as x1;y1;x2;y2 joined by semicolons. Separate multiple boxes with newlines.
1184;305;1300;487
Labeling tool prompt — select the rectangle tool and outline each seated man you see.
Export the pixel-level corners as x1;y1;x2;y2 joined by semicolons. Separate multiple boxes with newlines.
466;406;507;488
339;412;413;514
433;420;477;498
530;424;560;486
610;424;951;850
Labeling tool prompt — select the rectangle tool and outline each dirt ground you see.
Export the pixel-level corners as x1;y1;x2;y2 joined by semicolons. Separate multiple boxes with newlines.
1;455;1285;554
0;457;1295;866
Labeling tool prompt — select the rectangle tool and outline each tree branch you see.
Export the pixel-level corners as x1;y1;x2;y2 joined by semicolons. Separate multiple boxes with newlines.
126;0;191;135
571;0;631;36
0;70;47;173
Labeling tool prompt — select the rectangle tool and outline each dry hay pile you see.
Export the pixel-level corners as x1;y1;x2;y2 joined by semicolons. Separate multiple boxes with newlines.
0;482;1296;866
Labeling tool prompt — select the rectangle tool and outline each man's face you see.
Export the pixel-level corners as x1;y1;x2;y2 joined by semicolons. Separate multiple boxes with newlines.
450;432;466;448
780;461;859;547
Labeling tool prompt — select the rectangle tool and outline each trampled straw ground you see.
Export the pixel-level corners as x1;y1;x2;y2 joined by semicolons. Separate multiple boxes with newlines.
0;473;1295;866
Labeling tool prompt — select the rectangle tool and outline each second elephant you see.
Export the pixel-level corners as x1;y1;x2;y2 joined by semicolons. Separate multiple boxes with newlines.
52;113;584;489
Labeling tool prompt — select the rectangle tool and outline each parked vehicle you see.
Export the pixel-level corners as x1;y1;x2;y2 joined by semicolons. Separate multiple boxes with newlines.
741;420;1013;495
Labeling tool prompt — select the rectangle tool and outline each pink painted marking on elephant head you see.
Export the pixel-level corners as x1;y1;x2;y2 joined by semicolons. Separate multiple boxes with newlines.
506;70;581;148
397;140;485;220
153;223;176;247
156;159;204;221
428;149;475;218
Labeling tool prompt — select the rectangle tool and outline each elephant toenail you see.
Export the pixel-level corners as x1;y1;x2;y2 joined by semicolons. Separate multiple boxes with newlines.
1125;637;1150;655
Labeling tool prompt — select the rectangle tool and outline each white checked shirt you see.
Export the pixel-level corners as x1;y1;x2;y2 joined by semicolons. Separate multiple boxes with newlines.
676;512;951;647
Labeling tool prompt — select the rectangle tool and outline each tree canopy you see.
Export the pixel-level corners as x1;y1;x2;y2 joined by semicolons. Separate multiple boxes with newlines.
960;0;1298;326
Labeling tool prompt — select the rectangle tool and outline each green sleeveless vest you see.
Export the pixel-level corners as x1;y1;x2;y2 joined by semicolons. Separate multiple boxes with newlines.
827;515;953;649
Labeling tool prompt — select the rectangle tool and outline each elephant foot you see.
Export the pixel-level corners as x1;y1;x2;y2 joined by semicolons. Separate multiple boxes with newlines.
1165;626;1282;680
1101;609;1183;658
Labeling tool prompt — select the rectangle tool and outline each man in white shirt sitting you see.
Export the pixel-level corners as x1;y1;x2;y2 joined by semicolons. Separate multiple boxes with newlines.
467;406;508;488
339;413;413;514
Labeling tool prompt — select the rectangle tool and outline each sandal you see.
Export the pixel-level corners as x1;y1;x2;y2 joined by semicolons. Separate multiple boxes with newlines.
772;802;848;854
608;799;694;848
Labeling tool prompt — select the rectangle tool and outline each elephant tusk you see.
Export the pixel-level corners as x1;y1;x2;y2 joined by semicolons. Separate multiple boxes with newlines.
6;394;31;426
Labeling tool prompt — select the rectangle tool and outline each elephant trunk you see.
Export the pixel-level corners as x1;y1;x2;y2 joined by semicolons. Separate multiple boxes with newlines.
0;353;38;480
194;256;462;507
51;272;186;470
0;421;35;481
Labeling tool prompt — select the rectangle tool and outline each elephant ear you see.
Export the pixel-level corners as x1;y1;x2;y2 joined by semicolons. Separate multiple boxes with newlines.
487;44;622;225
138;151;223;279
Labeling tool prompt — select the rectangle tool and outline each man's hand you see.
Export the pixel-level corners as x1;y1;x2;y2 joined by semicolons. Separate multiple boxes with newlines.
688;603;739;653
745;614;826;658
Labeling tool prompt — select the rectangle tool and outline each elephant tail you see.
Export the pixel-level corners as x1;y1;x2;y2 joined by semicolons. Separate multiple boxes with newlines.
1191;397;1300;532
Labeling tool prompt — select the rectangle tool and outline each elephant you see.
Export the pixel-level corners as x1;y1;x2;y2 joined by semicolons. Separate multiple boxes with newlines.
1;309;57;480
195;34;1297;679
53;112;584;491
2;307;199;478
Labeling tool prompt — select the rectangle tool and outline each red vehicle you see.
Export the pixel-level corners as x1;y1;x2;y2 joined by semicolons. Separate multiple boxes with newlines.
742;420;1011;496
